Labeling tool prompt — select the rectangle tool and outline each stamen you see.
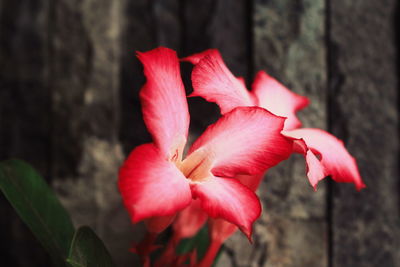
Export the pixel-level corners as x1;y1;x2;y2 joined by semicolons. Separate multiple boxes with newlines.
170;149;179;162
185;157;207;178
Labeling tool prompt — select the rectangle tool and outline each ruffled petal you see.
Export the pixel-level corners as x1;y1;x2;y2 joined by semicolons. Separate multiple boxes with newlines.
251;71;309;130
138;47;189;160
283;136;327;190
304;149;327;190
184;107;292;178
118;143;192;223
283;128;365;190
190;176;261;240
184;49;254;114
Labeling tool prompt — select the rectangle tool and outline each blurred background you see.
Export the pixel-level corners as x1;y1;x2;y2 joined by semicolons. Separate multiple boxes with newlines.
0;0;399;266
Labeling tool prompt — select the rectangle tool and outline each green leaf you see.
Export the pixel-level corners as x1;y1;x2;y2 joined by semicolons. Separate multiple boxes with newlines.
176;225;209;260
66;226;115;267
0;159;75;266
176;225;224;266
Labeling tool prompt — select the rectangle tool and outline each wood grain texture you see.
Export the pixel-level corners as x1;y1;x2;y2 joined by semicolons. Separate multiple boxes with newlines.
118;0;154;155
329;1;400;266
153;0;181;49
0;1;52;266
181;0;249;75
0;0;50;178
252;1;328;266
49;1;136;266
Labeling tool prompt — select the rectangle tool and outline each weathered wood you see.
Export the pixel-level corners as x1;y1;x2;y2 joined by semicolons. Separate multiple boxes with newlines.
153;0;181;49
253;1;328;266
49;0;136;266
0;0;52;266
329;1;400;266
118;0;154;155
182;0;250;76
0;0;50;178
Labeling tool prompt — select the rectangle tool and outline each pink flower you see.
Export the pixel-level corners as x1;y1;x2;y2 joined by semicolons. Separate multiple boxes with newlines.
160;49;366;267
183;49;366;191
118;47;293;240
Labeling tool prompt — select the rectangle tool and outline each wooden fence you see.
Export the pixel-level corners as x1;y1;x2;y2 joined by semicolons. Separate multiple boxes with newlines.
0;0;398;266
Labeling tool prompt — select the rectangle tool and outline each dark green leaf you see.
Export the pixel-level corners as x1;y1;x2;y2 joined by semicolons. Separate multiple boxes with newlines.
66;226;115;267
176;225;224;266
176;225;209;260
0;159;75;266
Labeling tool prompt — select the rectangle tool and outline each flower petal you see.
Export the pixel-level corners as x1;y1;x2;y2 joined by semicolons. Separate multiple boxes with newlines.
172;199;208;239
236;173;264;191
145;215;176;233
283;128;365;190
190;176;261;240
282;136;327;190
185;49;254;114
209;219;237;243
118;143;192;223
207;173;264;243
185;107;292;178
138;47;189;160
251;71;309;130
304;149;327;190
181;49;215;64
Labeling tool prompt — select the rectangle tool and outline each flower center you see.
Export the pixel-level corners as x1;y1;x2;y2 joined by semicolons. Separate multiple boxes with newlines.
180;148;213;182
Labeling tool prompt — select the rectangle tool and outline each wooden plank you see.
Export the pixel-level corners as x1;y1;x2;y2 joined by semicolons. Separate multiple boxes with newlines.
118;0;154;154
329;1;400;266
252;1;328;266
49;0;139;266
0;0;52;266
153;0;181;49
181;0;249;75
0;0;51;178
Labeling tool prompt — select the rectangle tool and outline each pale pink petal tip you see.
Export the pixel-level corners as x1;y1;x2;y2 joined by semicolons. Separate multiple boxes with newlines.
252;71;309;130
